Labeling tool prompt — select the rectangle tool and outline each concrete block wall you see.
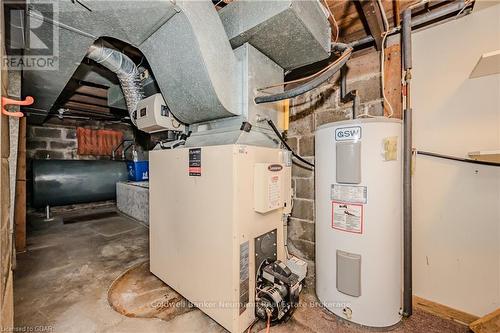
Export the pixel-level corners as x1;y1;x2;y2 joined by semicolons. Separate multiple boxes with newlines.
286;50;384;278
25;119;135;213
27;120;134;160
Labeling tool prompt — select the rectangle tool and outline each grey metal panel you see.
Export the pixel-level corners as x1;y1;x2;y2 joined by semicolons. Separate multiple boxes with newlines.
139;0;242;124
336;141;362;184
23;0;242;124
235;43;283;129
336;250;361;297
219;0;331;70
29;0;178;46
22;16;95;123
32;159;128;207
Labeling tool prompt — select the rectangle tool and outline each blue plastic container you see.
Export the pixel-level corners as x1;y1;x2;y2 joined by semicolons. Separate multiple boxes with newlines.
126;160;149;181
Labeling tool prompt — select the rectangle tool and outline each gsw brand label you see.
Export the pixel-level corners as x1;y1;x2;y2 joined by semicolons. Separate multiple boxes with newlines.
268;164;283;172
335;126;362;141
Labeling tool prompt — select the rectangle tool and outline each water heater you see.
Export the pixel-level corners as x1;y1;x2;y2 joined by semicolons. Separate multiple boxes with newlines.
315;119;402;328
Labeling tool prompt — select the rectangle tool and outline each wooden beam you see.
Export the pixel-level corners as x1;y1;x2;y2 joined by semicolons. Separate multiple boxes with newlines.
470;308;500;333
384;43;402;119
74;85;108;99
413;296;479;326
359;0;386;50
64;101;111;114
68;93;108;107
14;118;26;252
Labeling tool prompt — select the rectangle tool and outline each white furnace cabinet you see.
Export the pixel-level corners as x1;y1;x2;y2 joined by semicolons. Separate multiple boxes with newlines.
149;145;291;333
315;119;402;328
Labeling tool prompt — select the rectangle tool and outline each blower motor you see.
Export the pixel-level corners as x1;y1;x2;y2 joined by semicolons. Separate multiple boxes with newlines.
255;259;302;323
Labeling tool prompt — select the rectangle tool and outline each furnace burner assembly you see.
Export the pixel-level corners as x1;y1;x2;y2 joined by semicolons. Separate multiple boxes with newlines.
255;260;301;323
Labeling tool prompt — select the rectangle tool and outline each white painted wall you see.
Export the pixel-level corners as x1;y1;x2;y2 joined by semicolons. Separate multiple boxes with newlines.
412;3;500;316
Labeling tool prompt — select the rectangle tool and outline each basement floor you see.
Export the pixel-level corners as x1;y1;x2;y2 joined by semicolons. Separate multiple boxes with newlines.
14;208;470;333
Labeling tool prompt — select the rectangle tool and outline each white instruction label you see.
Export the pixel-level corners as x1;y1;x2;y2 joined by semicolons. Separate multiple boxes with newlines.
332;201;363;234
331;184;367;204
268;175;281;210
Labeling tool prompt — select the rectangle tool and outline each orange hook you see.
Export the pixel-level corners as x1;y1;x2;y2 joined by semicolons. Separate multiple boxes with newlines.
1;96;34;118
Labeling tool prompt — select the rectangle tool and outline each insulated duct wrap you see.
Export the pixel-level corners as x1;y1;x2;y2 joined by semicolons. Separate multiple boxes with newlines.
86;42;143;124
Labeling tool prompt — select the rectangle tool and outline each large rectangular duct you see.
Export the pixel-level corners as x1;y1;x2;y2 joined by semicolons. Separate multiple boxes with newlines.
219;0;331;70
21;0;330;125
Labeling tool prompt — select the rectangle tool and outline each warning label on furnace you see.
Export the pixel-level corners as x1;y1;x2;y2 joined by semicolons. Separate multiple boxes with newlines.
188;148;201;176
331;184;367;204
332;201;363;234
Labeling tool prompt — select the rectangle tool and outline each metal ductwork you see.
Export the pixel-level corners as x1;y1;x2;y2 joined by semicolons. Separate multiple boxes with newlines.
22;0;331;125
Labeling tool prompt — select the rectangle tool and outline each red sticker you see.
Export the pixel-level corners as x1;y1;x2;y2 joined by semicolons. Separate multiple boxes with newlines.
331;201;364;234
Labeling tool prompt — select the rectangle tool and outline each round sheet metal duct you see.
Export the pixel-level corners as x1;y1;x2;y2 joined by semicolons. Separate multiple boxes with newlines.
32;160;128;208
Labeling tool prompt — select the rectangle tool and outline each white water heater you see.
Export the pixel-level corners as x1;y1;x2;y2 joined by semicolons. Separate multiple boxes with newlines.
315;119;402;328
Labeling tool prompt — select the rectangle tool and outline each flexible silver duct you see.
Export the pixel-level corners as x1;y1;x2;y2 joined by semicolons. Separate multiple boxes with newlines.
86;41;143;124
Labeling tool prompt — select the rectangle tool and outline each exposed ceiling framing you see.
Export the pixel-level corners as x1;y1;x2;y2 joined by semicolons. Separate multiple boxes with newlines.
52;0;473;120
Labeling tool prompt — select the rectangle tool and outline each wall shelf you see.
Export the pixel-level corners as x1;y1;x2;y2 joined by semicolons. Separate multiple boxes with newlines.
469;50;500;78
468;150;500;163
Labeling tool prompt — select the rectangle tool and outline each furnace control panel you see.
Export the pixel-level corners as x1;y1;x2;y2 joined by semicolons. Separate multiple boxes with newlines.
254;163;284;214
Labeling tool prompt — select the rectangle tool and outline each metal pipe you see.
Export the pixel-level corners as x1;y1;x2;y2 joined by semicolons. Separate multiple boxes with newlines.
349;0;469;49
112;139;133;160
402;10;413;70
340;66;358;119
255;44;352;104
417;151;500;167
402;8;413;318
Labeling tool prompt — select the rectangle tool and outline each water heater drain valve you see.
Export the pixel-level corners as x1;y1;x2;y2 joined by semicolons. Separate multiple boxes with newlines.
255;259;301;323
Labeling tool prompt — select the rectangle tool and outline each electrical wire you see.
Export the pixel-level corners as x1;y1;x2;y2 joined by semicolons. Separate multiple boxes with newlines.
456;0;473;17
379;31;395;118
247;318;259;333
267;119;315;168
322;0;339;42
377;0;390;31
265;313;271;333
356;1;394;119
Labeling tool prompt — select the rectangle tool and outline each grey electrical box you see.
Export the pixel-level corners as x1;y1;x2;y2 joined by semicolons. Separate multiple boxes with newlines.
336;250;361;297
336;141;361;184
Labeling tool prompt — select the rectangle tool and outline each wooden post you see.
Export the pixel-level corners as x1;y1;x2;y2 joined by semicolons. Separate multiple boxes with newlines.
384;43;403;119
14;117;26;252
360;0;386;50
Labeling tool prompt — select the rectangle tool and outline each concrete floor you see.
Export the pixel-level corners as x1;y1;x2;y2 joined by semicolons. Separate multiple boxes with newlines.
14;208;470;333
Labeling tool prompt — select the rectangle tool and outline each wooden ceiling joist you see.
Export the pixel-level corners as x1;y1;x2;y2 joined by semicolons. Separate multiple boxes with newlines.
63;101;111;114
359;0;386;50
68;93;108;107
74;85;108;99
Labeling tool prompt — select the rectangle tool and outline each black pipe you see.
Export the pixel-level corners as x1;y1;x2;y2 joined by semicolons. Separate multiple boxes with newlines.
417;151;500;167
349;1;469;50
340;66;358;119
266;119;314;168
402;8;413;318
255;44;352;104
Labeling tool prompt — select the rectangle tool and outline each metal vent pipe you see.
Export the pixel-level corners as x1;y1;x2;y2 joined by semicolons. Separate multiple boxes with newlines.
86;41;143;124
